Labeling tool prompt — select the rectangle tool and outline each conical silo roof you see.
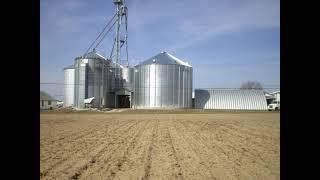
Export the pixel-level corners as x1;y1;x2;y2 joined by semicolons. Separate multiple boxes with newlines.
84;51;106;59
75;49;106;60
136;51;191;67
63;64;75;70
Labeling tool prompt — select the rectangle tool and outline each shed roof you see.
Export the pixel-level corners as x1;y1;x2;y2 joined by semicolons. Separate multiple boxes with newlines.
195;89;268;110
40;91;58;101
270;91;280;94
136;51;192;67
84;97;95;104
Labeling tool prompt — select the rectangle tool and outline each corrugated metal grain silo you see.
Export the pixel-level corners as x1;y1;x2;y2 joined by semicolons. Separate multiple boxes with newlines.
74;50;109;108
195;89;268;110
63;65;75;107
134;52;193;109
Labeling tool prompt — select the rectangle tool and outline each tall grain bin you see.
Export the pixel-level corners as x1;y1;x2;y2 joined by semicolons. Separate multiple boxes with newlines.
134;52;193;109
74;50;109;108
63;65;75;107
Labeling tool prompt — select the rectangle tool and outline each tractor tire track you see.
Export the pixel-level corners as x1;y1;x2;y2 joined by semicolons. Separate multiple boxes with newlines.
41;119;138;179
40;113;279;180
79;119;151;180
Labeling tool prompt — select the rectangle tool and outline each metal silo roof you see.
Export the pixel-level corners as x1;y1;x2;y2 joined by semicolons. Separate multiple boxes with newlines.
85;51;106;59
136;51;192;67
75;50;106;60
63;65;75;70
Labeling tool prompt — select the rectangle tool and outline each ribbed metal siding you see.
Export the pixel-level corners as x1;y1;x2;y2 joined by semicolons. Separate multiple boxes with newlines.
195;89;268;110
122;67;134;91
64;68;75;107
86;58;105;107
74;59;86;108
134;64;192;109
74;58;110;108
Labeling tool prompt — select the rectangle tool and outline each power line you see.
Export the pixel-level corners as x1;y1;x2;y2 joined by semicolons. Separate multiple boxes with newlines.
40;82;279;89
94;19;118;49
84;13;117;55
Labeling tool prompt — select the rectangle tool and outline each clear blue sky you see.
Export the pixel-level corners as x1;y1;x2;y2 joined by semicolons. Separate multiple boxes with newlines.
40;0;280;100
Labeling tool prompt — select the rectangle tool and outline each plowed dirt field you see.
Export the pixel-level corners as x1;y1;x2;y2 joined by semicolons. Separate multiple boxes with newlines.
40;112;279;180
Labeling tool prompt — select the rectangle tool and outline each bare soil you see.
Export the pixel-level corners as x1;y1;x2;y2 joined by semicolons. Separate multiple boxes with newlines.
40;112;279;180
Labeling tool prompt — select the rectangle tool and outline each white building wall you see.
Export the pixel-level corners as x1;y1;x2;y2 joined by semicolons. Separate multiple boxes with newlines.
274;92;280;102
269;91;280;103
40;100;58;110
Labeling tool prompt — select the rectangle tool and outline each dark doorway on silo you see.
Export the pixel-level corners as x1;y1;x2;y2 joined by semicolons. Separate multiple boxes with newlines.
117;95;130;108
192;98;195;108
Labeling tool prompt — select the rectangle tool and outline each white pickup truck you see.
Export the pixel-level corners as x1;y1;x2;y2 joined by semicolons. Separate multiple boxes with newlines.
268;101;280;111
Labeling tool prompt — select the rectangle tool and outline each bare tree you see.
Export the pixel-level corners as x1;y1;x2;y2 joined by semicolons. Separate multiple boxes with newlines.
240;81;263;90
